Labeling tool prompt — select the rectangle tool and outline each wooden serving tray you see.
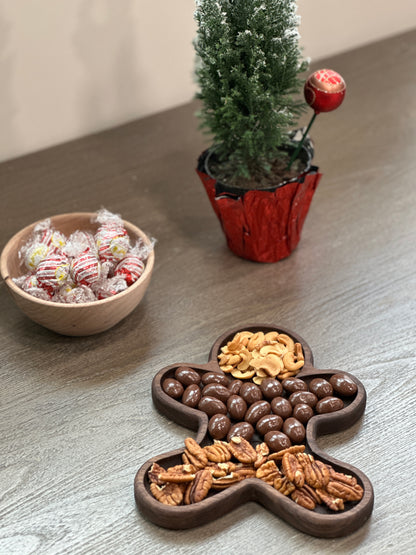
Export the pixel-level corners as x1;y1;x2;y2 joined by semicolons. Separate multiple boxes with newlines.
134;324;374;537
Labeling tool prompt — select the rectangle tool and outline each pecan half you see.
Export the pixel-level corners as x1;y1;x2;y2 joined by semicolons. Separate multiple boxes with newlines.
315;488;345;511
326;480;364;502
281;452;305;488
211;473;241;490
187;469;213;504
150;482;185;506
297;454;329;489
204;441;232;463
256;460;282;485
302;484;322;505
291;487;316;510
183;437;208;469
254;442;270;468
148;462;166;485
233;467;256;480
274;476;296;496
205;461;236;478
157;463;196;483
327;466;358;487
268;444;305;461
227;436;257;464
210;464;255;490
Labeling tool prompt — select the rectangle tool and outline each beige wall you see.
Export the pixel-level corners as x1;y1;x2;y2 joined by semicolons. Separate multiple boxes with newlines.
0;0;415;163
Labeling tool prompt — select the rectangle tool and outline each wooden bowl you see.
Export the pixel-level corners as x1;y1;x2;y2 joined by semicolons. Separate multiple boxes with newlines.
134;324;374;537
0;212;155;336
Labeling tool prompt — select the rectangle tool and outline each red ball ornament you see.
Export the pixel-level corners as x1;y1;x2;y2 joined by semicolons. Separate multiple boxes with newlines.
304;69;346;113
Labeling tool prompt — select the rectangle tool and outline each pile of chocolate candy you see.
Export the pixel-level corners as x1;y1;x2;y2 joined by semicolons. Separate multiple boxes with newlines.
14;209;153;303
162;365;358;453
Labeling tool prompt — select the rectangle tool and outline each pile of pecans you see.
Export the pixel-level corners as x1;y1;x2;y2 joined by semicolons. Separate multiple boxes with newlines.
218;331;305;383
148;437;363;511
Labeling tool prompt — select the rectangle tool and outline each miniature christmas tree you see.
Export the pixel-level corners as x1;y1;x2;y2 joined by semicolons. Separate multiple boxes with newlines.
194;0;308;184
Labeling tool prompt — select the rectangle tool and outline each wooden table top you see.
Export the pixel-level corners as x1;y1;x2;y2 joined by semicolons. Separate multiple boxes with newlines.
1;30;415;554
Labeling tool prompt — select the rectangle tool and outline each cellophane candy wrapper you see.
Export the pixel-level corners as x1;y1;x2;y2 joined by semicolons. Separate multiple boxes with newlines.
54;283;97;304
94;209;130;263
36;253;70;292
13;274;52;301
94;276;129;300
13;209;155;304
70;251;101;287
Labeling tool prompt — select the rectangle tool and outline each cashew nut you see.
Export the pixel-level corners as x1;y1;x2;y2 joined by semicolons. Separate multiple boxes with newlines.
283;351;304;372
237;350;252;371
230;368;256;380
295;342;304;361
277;333;295;352
247;332;265;351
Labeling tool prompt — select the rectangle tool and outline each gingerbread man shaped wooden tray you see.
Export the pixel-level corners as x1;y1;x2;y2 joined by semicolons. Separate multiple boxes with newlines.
134;324;374;538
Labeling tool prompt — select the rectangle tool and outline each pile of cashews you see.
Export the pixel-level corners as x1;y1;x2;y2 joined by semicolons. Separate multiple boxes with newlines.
218;331;305;384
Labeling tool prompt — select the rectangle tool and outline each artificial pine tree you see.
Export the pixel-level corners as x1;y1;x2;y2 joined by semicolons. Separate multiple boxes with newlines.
194;0;308;185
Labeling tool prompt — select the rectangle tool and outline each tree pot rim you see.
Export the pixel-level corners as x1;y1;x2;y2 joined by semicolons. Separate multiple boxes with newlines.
200;133;316;198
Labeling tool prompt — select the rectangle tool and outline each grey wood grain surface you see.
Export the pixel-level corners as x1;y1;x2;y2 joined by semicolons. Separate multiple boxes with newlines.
1;30;415;555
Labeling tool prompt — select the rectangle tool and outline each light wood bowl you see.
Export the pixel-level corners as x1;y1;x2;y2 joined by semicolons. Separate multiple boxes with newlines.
0;212;155;336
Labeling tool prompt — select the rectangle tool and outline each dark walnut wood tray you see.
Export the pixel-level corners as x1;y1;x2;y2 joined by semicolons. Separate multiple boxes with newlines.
134;324;374;537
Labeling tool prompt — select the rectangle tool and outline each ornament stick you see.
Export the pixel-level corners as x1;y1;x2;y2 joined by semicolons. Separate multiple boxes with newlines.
287;112;317;170
287;69;346;170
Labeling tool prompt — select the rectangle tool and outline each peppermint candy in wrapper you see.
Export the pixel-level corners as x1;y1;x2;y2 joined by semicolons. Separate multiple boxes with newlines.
29;218;66;254
95;226;130;263
65;230;97;257
14;209;154;303
114;254;145;286
55;283;96;304
14;274;52;301
38;228;66;252
70;251;101;287
95;208;125;228
23;242;50;272
94;276;128;300
36;253;70;291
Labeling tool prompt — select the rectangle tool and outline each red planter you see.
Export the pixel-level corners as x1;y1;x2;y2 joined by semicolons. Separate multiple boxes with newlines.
196;145;322;263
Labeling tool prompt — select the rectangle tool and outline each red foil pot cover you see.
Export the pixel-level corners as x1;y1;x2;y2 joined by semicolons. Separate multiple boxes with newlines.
197;151;322;263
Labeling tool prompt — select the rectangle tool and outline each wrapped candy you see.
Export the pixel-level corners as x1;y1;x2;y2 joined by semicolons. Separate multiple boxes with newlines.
38;228;66;252
36;253;70;292
114;254;144;286
70;251;101;287
94;208;131;263
14;208;154;303
20;219;65;272
94;276;128;300
65;230;97;257
13;274;52;301
95;208;125;228
54;283;96;304
31;218;66;253
95;226;130;263
22;242;50;272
